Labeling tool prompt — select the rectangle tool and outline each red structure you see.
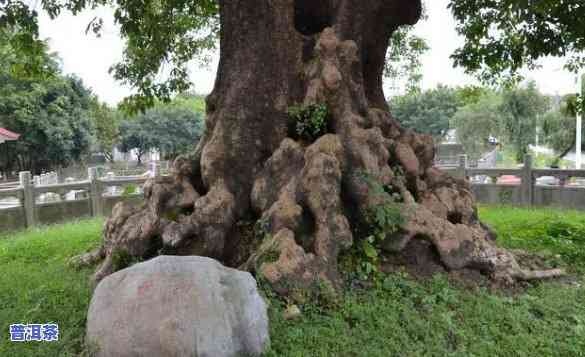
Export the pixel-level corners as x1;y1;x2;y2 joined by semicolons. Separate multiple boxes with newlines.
0;128;20;143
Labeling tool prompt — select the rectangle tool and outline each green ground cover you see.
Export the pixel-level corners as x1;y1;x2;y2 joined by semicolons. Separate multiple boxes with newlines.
0;206;584;356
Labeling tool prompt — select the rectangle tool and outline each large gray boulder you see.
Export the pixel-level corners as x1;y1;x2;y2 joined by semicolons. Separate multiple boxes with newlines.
86;256;269;357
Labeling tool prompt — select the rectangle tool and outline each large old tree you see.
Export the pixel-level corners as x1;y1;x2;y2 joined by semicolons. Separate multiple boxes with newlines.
3;0;573;300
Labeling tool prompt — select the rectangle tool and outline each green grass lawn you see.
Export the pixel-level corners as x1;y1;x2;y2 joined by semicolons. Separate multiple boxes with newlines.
1;207;584;357
0;219;103;357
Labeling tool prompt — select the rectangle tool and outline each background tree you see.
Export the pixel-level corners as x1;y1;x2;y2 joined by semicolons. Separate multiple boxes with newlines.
118;106;203;164
384;15;430;95
451;83;550;162
452;92;502;160
0;30;96;174
117;119;151;165
450;0;585;83
498;82;549;162
170;92;207;114
391;85;460;139
454;85;491;106
541;92;585;165
153;107;203;159
0;26;58;80
0;74;96;173
92;102;120;163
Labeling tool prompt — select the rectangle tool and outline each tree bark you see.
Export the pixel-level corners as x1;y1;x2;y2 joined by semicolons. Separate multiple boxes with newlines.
136;150;144;166
75;0;564;298
104;151;114;164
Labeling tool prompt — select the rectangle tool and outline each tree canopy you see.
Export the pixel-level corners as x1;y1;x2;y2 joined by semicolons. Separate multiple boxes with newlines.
0;23;58;80
393;80;580;164
2;0;219;110
450;0;585;83
2;1;584;106
0;71;97;173
92;102;120;162
384;8;430;95
498;82;549;161
0;28;105;175
118;105;204;164
391;85;460;139
1;24;208;173
451;91;502;160
450;82;550;161
541;93;585;163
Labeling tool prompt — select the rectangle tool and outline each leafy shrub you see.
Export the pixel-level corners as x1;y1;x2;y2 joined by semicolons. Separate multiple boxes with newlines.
341;172;408;281
287;103;329;142
254;215;271;240
543;220;585;267
545;220;583;239
121;184;138;198
359;197;405;279
110;248;142;271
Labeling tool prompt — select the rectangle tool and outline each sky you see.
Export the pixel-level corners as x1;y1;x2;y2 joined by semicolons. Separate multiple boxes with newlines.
38;0;579;106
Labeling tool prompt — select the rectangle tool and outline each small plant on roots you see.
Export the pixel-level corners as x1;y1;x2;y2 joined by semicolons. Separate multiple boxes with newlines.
287;103;330;142
121;184;139;199
110;248;143;271
254;215;271;240
342;172;409;282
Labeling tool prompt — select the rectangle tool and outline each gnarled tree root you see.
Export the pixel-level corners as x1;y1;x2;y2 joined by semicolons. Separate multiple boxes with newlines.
72;28;565;301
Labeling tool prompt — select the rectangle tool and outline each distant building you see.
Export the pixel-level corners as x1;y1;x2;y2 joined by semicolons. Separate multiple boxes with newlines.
0;127;20;144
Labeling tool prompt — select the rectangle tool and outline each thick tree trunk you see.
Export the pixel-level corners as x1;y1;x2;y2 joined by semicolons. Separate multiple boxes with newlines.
73;0;564;298
136;151;144;166
104;151;114;164
555;140;577;166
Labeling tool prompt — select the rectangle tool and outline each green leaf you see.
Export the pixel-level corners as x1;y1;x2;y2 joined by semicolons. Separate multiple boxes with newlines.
362;241;378;259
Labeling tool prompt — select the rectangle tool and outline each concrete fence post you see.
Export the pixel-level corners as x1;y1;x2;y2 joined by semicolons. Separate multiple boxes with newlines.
457;154;468;179
522;154;534;206
88;167;103;217
19;171;36;227
150;161;161;178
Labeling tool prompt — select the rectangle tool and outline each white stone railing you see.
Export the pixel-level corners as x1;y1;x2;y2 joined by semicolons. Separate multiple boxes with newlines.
0;165;168;231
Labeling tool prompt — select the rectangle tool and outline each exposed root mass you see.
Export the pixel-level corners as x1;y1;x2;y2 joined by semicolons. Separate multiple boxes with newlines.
74;27;564;301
